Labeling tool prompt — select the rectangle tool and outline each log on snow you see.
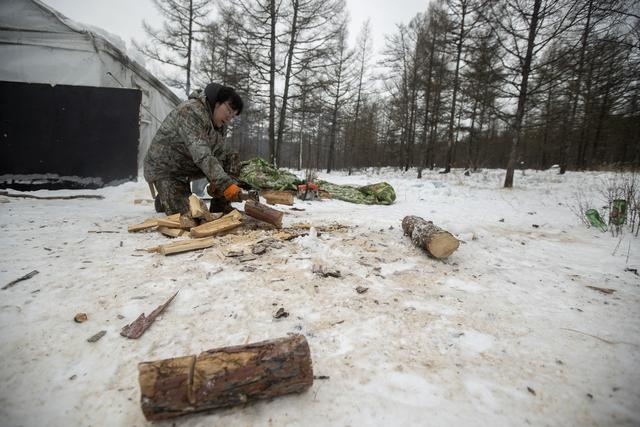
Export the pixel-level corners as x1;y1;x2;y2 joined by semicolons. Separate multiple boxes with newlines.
401;215;459;259
244;200;284;228
138;334;314;421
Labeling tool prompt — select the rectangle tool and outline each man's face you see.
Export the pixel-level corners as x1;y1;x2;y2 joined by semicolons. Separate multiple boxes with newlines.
212;101;238;128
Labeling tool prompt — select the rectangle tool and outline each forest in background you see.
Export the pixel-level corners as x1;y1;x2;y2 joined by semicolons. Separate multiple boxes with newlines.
136;0;640;186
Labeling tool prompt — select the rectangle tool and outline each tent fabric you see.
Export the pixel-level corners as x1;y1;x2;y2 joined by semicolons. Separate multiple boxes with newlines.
238;158;397;205
0;0;181;173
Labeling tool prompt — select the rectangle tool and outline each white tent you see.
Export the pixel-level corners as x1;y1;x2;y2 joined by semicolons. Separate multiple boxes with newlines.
0;0;180;186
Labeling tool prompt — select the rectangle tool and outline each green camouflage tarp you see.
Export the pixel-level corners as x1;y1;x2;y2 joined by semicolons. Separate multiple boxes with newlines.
238;157;396;205
317;180;396;205
238;157;301;191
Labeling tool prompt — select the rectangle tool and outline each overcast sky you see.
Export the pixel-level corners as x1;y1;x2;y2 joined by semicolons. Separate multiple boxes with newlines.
43;0;428;58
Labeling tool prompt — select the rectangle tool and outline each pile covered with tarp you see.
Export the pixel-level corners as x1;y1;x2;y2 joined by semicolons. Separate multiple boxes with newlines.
238;158;396;205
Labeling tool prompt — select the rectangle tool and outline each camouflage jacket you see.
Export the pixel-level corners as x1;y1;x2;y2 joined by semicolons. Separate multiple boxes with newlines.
143;90;238;197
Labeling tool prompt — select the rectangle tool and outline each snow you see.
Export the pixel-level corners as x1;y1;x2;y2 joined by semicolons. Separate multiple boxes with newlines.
1;168;639;426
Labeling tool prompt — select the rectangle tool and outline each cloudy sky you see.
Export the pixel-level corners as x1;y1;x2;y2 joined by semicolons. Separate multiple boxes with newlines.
43;0;428;58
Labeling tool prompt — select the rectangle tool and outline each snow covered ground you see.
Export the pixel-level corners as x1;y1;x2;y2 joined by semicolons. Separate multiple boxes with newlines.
1;167;639;427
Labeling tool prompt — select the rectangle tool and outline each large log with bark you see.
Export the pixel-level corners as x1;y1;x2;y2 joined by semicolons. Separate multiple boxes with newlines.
138;334;313;421
402;216;459;259
244;200;284;228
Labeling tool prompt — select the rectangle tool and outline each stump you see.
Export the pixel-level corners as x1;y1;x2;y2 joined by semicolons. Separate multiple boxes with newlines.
402;215;459;259
138;334;313;421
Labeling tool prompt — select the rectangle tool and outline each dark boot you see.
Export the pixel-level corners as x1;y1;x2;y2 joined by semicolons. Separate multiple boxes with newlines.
209;197;233;214
154;195;165;213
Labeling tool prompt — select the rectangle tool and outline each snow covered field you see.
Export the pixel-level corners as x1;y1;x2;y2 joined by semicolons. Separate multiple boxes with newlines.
1;167;639;426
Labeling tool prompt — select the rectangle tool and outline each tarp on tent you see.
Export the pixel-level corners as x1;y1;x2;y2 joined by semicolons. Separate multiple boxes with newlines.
0;0;181;189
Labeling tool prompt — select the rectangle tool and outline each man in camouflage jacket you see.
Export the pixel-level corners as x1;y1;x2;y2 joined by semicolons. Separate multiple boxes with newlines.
144;83;244;223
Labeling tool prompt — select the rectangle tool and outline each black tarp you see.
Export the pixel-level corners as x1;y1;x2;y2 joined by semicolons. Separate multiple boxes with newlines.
0;81;141;190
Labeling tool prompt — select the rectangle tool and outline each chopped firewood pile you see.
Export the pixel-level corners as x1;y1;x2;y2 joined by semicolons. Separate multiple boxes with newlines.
128;195;287;255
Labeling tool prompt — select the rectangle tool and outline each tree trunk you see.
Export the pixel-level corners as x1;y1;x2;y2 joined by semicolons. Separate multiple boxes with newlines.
275;0;299;166
268;0;277;165
444;0;467;173
560;0;593;174
504;0;541;188
185;0;193;97
138;334;313;421
402;215;460;259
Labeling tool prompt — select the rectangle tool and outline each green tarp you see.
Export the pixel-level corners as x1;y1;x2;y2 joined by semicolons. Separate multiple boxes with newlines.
238;157;396;205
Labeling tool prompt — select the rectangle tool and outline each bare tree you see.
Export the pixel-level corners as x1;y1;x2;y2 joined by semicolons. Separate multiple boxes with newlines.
323;20;354;173
135;0;210;97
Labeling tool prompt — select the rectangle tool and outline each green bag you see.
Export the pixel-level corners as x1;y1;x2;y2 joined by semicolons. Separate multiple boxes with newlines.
585;209;607;231
609;199;627;226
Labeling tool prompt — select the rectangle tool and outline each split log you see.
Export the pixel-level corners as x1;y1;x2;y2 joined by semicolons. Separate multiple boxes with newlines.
244;200;283;229
156;216;182;229
401;216;459;259
190;210;243;238
262;190;294;206
189;194;219;222
138;334;313;421
128;218;158;233
157;237;215;256
129;214;180;233
158;226;189;238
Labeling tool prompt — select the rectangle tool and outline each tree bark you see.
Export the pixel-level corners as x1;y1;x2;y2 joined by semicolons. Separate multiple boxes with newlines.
244;200;284;228
138;334;313;421
402;215;460;259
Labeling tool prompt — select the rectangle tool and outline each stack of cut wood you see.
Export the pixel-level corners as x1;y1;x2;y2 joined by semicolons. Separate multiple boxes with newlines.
128;195;284;255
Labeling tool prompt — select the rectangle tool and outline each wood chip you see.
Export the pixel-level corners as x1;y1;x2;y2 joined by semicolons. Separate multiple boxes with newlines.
274;307;289;319
312;264;341;278
251;244;267;255
225;250;244;257
120;291;178;339
87;330;106;343
2;270;39;290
